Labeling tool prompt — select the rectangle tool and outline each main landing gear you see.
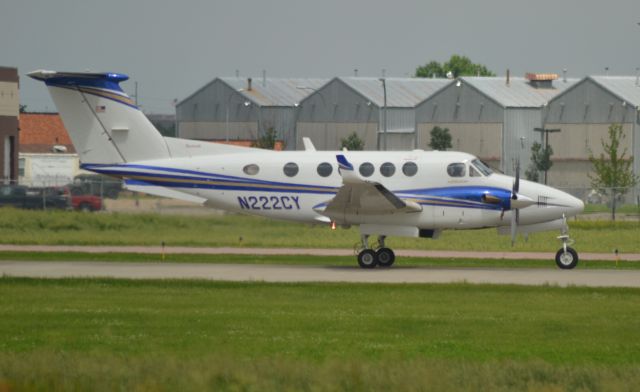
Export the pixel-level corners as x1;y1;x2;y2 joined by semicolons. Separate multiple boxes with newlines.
356;235;395;269
555;214;579;270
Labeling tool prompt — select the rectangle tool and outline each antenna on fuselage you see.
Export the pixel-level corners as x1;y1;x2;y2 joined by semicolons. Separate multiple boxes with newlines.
302;137;316;151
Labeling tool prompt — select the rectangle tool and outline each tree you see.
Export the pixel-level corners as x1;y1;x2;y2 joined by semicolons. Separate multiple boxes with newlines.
525;141;554;183
340;132;364;151
415;61;443;78
588;123;638;220
428;126;452;151
415;55;495;78
253;127;278;150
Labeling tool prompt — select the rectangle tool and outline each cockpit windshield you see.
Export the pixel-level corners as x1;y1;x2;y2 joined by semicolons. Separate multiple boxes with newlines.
471;159;493;176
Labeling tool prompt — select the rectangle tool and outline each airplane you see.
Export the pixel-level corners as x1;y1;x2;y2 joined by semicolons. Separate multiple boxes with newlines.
28;70;584;269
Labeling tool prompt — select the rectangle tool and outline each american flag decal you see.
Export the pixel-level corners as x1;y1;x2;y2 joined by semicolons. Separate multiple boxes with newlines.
95;105;106;113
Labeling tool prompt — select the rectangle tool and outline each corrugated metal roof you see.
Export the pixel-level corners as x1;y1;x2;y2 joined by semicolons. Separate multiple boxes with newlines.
461;77;579;108
220;77;328;107
589;76;640;107
338;77;452;107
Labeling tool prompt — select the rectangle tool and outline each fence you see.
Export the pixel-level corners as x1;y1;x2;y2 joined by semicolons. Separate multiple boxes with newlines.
1;177;638;216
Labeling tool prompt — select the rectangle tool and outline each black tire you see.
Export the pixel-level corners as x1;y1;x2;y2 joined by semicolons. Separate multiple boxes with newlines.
555;247;578;269
79;202;93;212
376;248;395;267
357;249;378;269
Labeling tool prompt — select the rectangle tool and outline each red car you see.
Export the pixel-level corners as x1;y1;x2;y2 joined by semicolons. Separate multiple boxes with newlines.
66;186;103;212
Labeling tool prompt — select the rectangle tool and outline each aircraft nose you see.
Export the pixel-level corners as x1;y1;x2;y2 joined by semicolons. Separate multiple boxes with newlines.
561;191;584;217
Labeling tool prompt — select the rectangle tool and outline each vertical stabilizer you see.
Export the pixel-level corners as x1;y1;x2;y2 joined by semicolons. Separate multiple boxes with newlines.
28;70;170;164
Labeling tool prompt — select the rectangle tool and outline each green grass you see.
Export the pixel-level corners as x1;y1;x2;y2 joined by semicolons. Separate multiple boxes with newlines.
0;251;639;269
0;208;638;253
584;203;640;214
1;278;640;390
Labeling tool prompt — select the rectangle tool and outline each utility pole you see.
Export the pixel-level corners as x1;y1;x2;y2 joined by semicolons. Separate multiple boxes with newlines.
533;127;561;184
379;78;388;151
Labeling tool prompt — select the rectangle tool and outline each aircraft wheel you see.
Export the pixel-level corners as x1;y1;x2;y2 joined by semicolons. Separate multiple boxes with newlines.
376;248;395;267
357;249;378;269
555;247;578;270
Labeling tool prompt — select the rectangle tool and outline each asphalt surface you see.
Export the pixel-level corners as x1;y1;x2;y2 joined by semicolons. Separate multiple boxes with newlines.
1;261;640;288
0;244;638;261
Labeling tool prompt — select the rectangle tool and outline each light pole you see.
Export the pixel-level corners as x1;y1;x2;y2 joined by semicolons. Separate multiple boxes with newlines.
297;86;328;150
225;88;246;142
379;78;388;151
533;127;561;184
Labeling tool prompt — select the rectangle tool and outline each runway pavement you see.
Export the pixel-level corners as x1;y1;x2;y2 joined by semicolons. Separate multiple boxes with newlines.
0;244;638;261
1;261;640;288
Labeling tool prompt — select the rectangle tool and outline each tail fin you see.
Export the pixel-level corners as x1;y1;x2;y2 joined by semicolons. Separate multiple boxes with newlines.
28;70;170;164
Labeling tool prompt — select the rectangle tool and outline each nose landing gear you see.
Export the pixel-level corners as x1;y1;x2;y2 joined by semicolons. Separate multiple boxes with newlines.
555;214;579;269
356;235;396;268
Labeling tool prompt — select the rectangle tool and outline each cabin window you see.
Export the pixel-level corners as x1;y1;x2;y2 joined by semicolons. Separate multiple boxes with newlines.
402;161;418;177
243;164;260;175
380;162;395;177
359;162;374;177
283;162;299;177
317;162;333;177
472;159;493;176
447;162;466;177
469;165;482;177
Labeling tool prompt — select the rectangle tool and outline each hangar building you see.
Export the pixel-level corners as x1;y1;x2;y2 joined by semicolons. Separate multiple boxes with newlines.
415;74;578;175
296;77;452;150
544;76;640;190
0;67;19;184
176;77;327;149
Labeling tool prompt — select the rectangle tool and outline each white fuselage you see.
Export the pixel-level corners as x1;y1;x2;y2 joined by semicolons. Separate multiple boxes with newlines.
86;149;584;232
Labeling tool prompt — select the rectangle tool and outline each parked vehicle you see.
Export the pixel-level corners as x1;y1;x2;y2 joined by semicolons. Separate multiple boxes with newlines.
73;174;122;199
0;185;70;210
68;185;103;212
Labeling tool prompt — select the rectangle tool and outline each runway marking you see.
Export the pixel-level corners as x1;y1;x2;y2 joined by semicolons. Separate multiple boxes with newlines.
1;261;640;288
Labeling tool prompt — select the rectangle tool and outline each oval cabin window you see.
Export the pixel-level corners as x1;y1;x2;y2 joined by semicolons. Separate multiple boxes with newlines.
359;162;374;177
380;162;396;177
243;164;260;175
402;161;418;177
283;162;299;177
317;162;333;177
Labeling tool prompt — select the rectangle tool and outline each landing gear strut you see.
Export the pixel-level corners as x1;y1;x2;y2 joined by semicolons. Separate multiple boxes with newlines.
555;214;579;269
356;235;396;269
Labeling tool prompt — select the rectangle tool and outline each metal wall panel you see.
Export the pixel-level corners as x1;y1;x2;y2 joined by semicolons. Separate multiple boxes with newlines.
384;108;415;132
179;122;257;141
297;79;380;123
543;123;633;159
503;108;543;175
386;133;416;150
635;116;640;181
417;123;502;162
415;82;504;124
546;78;636;124
296;122;378;151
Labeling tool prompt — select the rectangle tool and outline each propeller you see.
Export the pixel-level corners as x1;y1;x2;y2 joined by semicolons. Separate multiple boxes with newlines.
510;160;521;246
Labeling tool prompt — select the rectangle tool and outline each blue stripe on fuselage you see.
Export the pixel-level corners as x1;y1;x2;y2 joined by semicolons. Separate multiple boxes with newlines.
101;164;512;209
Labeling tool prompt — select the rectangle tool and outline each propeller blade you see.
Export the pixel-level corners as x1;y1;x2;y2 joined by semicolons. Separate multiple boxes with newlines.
512;159;521;200
510;209;520;247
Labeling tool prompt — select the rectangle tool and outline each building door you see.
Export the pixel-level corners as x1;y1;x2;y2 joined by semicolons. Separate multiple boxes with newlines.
3;136;9;184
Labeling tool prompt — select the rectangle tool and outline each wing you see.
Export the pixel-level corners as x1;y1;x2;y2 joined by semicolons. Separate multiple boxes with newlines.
314;155;421;221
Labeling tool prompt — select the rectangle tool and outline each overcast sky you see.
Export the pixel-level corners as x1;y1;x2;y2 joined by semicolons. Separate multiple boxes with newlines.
2;0;639;114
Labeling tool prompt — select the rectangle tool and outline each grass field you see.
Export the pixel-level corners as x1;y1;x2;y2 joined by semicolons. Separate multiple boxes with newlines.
1;251;639;270
0;208;638;253
1;278;640;390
